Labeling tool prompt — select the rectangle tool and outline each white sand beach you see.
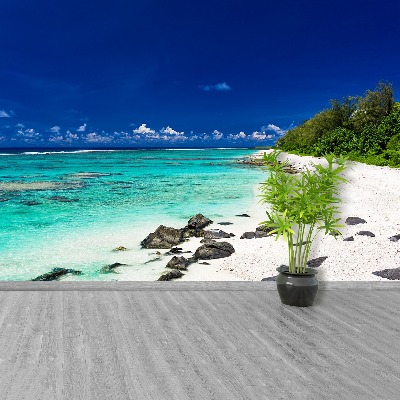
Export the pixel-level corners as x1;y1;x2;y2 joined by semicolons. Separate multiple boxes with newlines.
178;151;400;281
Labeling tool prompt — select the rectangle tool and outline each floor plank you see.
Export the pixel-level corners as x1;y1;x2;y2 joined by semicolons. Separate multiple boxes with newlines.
0;282;399;399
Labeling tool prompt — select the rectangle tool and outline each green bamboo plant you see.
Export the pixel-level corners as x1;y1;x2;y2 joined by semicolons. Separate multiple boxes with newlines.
259;150;348;274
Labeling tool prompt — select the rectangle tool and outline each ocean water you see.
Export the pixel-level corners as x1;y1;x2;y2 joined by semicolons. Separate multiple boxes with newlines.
0;148;265;281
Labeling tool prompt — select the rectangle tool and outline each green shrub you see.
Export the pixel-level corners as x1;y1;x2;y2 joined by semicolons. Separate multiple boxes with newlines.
387;133;400;151
313;127;359;156
385;150;400;167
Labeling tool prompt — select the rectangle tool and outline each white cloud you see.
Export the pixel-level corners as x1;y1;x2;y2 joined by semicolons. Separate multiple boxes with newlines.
212;129;223;140
77;123;87;132
49;135;64;143
214;82;231;91
146;133;161;140
228;131;247;140
133;123;156;135
0;110;12;118
84;132;113;143
16;123;25;128
65;131;78;142
251;131;267;140
17;128;40;138
50;125;61;133
113;131;130;138
160;126;184;136
200;82;232;91
261;124;287;136
163;134;188;142
49;130;79;144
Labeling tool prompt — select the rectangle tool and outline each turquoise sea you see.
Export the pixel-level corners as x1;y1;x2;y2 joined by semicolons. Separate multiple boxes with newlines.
0;148;265;281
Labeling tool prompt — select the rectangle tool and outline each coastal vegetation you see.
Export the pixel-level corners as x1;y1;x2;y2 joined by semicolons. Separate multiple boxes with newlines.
276;82;400;167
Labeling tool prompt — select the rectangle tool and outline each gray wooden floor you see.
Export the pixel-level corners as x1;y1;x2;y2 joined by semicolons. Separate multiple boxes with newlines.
0;282;399;400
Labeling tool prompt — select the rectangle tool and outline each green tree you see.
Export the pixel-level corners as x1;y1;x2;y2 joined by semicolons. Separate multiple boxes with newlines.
351;82;395;133
330;96;359;128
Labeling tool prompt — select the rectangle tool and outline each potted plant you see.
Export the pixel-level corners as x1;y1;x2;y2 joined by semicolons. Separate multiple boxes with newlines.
259;150;348;307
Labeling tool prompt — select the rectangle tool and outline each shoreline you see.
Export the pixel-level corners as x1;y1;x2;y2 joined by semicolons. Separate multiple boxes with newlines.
162;150;400;282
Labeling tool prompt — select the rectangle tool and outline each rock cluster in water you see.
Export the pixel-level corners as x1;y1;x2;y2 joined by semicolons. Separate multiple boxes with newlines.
239;157;300;174
100;263;127;273
141;214;213;249
140;214;236;281
31;268;82;281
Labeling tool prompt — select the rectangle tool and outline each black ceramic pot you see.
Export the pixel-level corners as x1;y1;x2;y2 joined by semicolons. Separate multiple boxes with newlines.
276;265;318;307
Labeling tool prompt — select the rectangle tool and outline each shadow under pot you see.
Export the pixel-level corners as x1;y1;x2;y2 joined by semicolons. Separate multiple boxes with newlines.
276;265;318;307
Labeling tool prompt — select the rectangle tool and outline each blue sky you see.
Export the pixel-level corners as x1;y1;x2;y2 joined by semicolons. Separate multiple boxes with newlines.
1;0;400;148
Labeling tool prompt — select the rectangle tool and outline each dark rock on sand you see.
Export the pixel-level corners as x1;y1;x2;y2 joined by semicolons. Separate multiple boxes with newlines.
141;225;185;248
236;213;251;217
194;240;235;260
345;217;367;225
242;226;275;239
218;222;233;226
166;256;189;271
158;269;184;281
389;234;400;242
357;231;375;237
182;228;205;238
167;247;183;254
372;267;400;280
261;276;277;281
200;238;219;244
32;267;82;281
186;214;213;230
255;230;270;238
21;200;42;206
181;214;213;238
204;229;235;239
256;225;275;234
164;247;192;256
343;236;354;241
307;256;328;268
240;232;256;239
241;226;275;239
101;262;127;273
112;246;128;252
198;261;211;265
